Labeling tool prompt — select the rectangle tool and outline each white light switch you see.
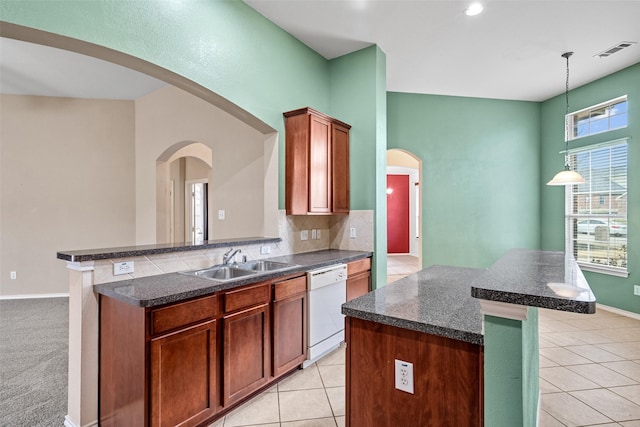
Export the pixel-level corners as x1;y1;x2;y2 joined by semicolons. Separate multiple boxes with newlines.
301;230;309;241
218;210;225;220
350;227;356;239
311;229;317;240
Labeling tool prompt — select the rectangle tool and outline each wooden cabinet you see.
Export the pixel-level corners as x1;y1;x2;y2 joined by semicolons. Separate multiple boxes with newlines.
150;321;217;427
272;275;307;377
284;107;351;215
222;282;271;406
99;274;308;427
346;257;371;302
99;294;218;427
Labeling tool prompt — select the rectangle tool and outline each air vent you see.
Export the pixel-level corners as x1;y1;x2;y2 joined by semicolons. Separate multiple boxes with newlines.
595;41;637;58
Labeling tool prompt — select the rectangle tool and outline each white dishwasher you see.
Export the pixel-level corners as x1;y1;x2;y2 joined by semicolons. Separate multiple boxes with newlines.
303;263;347;368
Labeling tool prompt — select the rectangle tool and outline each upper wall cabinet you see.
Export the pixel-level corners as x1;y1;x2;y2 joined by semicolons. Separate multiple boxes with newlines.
284;107;351;215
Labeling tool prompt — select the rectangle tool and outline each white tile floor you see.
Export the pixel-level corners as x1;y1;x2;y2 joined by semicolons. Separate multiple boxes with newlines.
539;307;640;426
209;257;640;426
208;347;346;427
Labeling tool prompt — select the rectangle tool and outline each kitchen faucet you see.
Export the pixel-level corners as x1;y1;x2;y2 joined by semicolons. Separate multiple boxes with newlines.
223;248;241;265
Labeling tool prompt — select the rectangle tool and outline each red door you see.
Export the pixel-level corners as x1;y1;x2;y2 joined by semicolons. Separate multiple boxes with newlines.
387;174;410;253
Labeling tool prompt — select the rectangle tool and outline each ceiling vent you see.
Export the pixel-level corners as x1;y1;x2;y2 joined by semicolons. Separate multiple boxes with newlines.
595;41;637;58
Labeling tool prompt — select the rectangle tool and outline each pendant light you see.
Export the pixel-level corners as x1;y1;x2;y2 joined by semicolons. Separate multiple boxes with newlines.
547;52;585;186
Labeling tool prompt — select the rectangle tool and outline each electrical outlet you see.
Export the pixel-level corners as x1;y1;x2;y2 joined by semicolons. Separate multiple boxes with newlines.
114;261;134;276
261;245;271;255
350;227;356;239
311;229;317;240
317;229;322;239
634;285;640;296
395;359;414;394
10;271;17;280
301;230;309;241
218;210;225;220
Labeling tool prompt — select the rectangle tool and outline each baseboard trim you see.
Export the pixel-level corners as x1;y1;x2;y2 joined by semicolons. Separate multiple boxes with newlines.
0;293;69;300
597;303;640;320
64;415;98;427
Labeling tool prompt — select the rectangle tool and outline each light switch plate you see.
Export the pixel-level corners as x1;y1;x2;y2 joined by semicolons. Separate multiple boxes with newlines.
311;229;317;240
261;245;271;255
350;227;356;239
218;210;225;220
301;230;309;241
634;285;640;296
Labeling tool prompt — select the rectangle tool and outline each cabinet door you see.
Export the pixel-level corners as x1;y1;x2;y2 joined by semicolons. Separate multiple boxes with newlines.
308;114;332;213
223;304;270;406
346;270;371;302
150;320;217;427
332;123;350;213
273;276;307;377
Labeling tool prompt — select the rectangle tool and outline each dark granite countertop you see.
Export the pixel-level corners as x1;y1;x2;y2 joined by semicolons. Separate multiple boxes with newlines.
342;266;485;346
57;237;282;262
94;249;372;308
470;248;596;314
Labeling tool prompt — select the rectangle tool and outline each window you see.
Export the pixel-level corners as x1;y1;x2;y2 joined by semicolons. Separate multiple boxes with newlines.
566;139;628;276
568;96;627;140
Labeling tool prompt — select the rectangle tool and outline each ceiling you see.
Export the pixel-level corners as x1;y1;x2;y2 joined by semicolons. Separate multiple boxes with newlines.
1;1;639;102
0;37;166;100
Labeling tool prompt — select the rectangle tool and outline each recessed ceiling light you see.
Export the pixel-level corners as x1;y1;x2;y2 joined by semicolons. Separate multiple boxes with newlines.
465;3;484;16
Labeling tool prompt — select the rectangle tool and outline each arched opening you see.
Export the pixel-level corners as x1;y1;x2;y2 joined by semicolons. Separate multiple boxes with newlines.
386;149;422;283
157;142;213;244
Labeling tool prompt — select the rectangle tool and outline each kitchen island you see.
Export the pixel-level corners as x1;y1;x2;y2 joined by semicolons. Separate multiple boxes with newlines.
342;248;595;427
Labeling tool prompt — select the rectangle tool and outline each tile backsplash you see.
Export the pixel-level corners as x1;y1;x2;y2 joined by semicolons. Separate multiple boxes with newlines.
93;210;373;284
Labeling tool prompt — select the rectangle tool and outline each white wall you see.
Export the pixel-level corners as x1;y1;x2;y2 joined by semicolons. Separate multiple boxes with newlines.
0;94;136;296
0;85;280;296
135;86;277;244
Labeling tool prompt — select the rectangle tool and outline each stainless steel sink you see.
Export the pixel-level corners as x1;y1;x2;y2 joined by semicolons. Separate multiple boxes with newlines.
235;260;297;272
180;260;298;282
181;265;257;281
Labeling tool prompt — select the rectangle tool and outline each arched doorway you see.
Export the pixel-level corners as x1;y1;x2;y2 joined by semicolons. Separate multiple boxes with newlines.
386;149;422;283
156;142;213;244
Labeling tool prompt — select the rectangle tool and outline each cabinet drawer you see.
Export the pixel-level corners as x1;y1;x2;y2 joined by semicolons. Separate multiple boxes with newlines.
273;275;307;301
224;283;270;313
347;258;371;276
150;295;217;336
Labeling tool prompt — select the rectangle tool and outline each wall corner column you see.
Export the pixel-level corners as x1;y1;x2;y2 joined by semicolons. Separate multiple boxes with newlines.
65;261;98;427
481;301;539;427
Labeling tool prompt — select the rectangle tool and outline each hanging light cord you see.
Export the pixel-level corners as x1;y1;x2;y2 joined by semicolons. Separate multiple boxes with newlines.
562;52;573;169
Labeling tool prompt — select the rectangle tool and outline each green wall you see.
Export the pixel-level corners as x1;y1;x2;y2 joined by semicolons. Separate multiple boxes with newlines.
387;93;541;268
541;63;640;313
484;309;539;427
328;45;388;288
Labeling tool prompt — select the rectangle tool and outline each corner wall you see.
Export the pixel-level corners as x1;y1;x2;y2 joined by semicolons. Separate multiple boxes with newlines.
328;45;388;288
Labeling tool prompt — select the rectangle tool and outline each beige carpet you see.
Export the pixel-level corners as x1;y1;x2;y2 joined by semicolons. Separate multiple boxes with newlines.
0;297;68;426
